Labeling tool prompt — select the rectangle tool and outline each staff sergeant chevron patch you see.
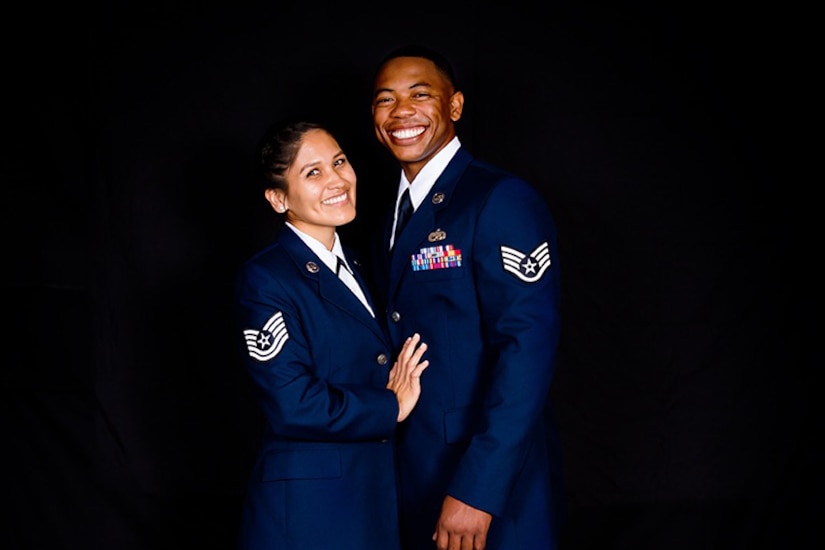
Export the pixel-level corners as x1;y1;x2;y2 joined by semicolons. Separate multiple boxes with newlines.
500;241;551;283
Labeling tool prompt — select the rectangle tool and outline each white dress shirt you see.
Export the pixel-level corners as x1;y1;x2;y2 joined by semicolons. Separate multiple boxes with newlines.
285;222;375;317
390;136;461;250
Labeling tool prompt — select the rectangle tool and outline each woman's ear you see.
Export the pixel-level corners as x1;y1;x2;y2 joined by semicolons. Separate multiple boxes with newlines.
265;188;287;213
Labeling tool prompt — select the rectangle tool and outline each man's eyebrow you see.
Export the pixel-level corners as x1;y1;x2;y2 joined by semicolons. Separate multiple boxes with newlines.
374;81;432;98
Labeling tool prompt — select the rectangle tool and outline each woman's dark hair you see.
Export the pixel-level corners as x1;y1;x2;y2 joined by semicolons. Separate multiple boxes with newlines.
257;118;327;192
375;44;458;90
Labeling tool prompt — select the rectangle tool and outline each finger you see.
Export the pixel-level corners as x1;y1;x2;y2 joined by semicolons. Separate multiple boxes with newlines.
401;333;421;358
396;343;411;366
398;340;419;371
398;335;412;355
434;528;447;550
412;360;429;377
411;342;428;362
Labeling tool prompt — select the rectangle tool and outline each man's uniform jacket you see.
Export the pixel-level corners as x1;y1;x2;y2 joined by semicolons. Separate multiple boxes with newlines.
371;147;563;550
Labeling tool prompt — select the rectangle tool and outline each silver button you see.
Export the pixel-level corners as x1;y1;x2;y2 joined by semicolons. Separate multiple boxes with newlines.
376;353;388;366
391;311;401;323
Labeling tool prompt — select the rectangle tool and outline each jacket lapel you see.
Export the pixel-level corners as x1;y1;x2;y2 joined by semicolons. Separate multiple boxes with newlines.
280;229;385;340
388;149;472;297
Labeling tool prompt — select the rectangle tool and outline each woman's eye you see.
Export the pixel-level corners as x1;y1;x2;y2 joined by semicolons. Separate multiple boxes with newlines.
306;168;320;177
334;158;346;167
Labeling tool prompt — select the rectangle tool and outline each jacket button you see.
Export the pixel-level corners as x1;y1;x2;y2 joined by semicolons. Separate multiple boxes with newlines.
391;311;401;323
376;353;388;365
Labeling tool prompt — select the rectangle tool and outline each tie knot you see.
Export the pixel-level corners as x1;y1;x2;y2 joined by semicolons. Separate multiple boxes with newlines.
398;187;413;213
394;188;414;245
336;256;350;276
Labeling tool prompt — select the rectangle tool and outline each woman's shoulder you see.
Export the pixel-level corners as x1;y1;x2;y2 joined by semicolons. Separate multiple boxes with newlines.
236;240;298;286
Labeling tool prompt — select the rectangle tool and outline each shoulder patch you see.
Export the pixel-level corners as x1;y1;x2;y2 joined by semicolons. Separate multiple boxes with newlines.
500;241;551;282
244;311;289;361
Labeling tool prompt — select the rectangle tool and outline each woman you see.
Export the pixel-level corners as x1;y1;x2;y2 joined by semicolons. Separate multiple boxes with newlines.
234;118;429;549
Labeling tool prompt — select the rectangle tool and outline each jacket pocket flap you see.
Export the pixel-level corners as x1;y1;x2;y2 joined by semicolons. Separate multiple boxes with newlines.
262;448;341;481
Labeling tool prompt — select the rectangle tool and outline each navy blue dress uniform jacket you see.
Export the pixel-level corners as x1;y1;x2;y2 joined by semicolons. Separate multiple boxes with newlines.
234;227;402;550
371;147;562;550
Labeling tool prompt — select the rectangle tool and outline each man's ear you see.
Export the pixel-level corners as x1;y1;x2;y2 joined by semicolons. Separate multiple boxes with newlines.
449;91;464;122
265;188;287;213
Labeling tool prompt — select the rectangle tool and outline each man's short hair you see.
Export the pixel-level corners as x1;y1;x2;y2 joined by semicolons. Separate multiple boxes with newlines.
376;44;458;89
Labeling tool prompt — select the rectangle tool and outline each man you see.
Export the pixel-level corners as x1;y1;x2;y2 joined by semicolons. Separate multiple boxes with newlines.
369;44;563;550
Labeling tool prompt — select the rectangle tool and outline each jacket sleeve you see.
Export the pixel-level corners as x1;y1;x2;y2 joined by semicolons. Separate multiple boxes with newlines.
448;176;562;515
235;260;399;442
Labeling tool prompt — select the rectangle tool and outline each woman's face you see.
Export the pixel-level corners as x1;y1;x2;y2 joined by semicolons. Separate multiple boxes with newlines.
268;129;357;248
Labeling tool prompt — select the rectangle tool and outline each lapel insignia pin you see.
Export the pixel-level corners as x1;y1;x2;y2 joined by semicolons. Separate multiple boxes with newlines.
431;192;445;204
306;261;319;273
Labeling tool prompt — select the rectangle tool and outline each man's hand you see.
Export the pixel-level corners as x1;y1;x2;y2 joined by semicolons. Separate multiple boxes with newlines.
432;494;492;550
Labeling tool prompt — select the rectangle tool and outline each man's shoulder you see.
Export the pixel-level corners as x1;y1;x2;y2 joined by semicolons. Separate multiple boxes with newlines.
460;157;537;196
457;150;526;185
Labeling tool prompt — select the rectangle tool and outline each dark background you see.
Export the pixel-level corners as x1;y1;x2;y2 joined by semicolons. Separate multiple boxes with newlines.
4;2;817;549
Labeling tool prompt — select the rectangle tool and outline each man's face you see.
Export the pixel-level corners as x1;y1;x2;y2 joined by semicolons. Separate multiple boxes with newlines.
372;56;464;182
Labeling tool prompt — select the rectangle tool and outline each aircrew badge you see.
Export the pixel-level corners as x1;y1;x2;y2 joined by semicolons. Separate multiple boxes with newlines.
428;228;447;242
500;241;551;282
244;311;289;361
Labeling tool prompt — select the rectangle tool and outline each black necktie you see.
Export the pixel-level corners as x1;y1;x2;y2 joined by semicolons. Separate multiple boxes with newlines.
394;188;413;246
335;255;374;316
336;256;350;277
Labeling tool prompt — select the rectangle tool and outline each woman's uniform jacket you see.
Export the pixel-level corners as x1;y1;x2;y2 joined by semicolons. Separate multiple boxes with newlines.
235;227;401;550
371;147;563;550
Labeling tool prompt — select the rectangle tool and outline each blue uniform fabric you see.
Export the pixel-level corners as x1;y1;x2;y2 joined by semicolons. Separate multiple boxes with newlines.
371;147;563;550
235;227;402;550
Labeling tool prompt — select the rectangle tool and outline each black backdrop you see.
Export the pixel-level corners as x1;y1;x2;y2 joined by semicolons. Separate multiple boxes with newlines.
5;2;818;549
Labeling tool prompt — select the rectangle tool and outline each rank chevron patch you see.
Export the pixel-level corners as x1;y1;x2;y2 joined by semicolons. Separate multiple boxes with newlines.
500;241;551;282
244;311;289;362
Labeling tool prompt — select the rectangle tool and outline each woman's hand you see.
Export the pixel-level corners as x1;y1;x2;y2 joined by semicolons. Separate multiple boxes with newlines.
386;333;429;422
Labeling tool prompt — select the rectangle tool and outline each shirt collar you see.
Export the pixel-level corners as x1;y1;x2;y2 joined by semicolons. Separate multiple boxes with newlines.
285;222;345;273
397;136;461;210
